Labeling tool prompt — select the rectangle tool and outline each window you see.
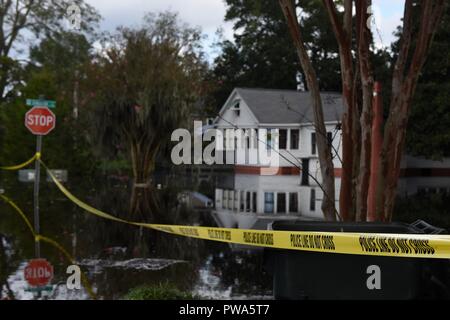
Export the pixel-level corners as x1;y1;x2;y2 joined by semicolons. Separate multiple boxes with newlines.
266;130;273;150
232;101;240;116
290;129;299;150
277;193;286;213
264;192;274;213
246;191;251;212
311;132;316;155
301;158;309;186
228;190;234;209
252;129;258;149
222;134;227;164
417;187;426;195
327;132;333;147
240;191;245;211
252;192;257;213
279;129;287;149
289;193;298;213
310;189;316;211
222;190;228;209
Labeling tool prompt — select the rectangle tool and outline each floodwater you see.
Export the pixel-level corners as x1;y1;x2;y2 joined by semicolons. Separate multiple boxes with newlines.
0;171;273;300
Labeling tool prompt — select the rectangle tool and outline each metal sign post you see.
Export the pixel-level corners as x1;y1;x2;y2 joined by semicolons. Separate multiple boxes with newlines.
25;97;56;259
33;135;42;258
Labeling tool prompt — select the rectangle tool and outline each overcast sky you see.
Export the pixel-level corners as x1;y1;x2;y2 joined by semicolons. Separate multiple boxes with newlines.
85;0;406;61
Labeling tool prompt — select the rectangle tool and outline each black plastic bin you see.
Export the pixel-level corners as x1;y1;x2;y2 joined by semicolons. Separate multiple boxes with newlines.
264;220;450;300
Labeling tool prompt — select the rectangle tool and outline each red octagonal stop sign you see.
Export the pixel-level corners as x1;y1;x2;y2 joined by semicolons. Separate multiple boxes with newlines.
25;106;56;135
24;259;54;287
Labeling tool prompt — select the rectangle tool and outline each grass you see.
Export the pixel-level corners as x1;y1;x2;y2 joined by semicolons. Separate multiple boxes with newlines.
124;283;198;300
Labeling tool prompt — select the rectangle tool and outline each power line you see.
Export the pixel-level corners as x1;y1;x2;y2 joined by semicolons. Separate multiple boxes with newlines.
214;113;341;221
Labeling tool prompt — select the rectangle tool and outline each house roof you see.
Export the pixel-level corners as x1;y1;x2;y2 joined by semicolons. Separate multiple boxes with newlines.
234;88;344;124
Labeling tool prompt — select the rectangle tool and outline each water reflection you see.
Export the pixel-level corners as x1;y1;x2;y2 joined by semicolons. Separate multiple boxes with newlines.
5;166;446;300
0;172;273;300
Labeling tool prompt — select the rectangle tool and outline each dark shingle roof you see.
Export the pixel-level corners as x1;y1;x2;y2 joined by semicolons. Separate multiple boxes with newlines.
235;88;343;124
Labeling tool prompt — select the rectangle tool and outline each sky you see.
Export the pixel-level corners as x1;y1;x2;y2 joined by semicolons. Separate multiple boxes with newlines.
85;0;406;61
84;0;235;62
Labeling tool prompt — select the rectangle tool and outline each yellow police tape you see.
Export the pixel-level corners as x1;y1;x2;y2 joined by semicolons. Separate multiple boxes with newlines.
39;160;450;260
0;153;40;171
0;194;96;299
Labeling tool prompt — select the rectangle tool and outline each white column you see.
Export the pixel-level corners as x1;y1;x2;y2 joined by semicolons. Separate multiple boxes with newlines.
287;128;291;150
236;189;240;212
286;193;289;215
274;192;278;214
229;190;234;210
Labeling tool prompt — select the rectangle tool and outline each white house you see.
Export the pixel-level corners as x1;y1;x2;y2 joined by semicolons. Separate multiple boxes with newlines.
211;88;450;225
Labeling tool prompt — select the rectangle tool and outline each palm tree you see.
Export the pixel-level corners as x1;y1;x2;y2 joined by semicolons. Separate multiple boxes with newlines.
90;12;207;220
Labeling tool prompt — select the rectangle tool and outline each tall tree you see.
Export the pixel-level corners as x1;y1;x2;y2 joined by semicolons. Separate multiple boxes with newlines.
26;32;95;173
280;0;446;221
0;0;99;102
90;12;208;220
211;0;341;110
0;32;96;173
0;1;99;170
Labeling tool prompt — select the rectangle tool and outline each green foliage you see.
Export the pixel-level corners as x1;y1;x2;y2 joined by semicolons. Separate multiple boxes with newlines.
0;1;100;177
214;0;449;162
89;11;208;179
405;3;450;159
210;0;341;109
0;0;100;101
124;283;197;300
395;194;450;231
0;31;98;177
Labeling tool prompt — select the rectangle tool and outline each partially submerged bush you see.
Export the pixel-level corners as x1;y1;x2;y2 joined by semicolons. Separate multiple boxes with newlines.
124;283;197;300
395;193;450;231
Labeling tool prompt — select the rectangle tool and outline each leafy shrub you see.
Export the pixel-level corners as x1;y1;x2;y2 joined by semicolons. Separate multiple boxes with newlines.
394;194;450;231
124;283;197;300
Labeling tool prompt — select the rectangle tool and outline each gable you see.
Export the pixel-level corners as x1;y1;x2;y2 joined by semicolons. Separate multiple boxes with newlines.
214;90;259;127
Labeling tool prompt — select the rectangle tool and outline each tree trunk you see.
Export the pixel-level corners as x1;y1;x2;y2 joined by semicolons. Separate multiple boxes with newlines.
367;82;383;221
129;140;160;221
283;0;445;222
351;65;362;220
280;0;336;221
376;0;446;221
355;0;374;222
322;0;355;221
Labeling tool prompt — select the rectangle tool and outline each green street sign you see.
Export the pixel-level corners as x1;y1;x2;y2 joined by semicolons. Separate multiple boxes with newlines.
25;285;54;292
26;99;56;108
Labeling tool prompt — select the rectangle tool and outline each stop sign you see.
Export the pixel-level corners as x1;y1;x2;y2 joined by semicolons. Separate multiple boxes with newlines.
24;259;54;287
25;107;56;135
